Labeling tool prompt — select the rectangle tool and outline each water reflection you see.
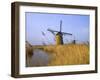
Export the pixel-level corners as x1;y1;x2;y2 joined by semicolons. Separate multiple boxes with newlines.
26;49;52;67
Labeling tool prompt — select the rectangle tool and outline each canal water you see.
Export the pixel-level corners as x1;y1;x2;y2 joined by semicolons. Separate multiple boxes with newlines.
26;49;52;67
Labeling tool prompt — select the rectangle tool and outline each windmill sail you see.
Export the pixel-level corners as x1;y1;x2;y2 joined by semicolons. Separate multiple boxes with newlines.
47;28;58;35
60;20;62;32
62;32;72;35
48;28;59;32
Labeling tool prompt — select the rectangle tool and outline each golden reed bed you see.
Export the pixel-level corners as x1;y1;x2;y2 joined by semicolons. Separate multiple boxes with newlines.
43;44;89;66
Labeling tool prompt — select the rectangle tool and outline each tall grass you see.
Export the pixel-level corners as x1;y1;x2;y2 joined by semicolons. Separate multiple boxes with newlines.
26;42;33;57
43;44;89;66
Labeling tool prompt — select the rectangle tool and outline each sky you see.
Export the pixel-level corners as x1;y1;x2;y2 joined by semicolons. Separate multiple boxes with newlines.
25;12;89;45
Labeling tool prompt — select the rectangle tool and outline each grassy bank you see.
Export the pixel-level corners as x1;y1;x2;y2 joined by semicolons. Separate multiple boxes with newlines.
43;44;89;66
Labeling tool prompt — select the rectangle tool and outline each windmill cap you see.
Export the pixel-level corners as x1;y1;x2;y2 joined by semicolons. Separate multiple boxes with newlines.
56;32;62;35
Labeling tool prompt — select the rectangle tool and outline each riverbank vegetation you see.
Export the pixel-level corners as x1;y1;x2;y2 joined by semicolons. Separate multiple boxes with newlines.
26;43;89;66
43;44;89;66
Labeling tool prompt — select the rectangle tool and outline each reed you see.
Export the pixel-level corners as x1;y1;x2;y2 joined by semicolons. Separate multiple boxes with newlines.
43;44;89;66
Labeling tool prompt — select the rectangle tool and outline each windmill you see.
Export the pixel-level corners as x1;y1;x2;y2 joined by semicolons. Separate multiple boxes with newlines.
47;20;72;45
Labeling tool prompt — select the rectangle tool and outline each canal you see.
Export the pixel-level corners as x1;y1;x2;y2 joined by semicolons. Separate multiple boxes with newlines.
26;49;52;67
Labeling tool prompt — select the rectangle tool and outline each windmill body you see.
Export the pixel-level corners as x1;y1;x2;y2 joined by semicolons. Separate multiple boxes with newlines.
48;20;72;45
56;32;63;45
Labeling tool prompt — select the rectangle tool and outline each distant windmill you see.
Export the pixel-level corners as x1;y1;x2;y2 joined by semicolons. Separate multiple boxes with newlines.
71;35;79;44
47;20;72;45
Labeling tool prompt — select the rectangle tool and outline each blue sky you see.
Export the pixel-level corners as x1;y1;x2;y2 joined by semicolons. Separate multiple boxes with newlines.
25;12;89;45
